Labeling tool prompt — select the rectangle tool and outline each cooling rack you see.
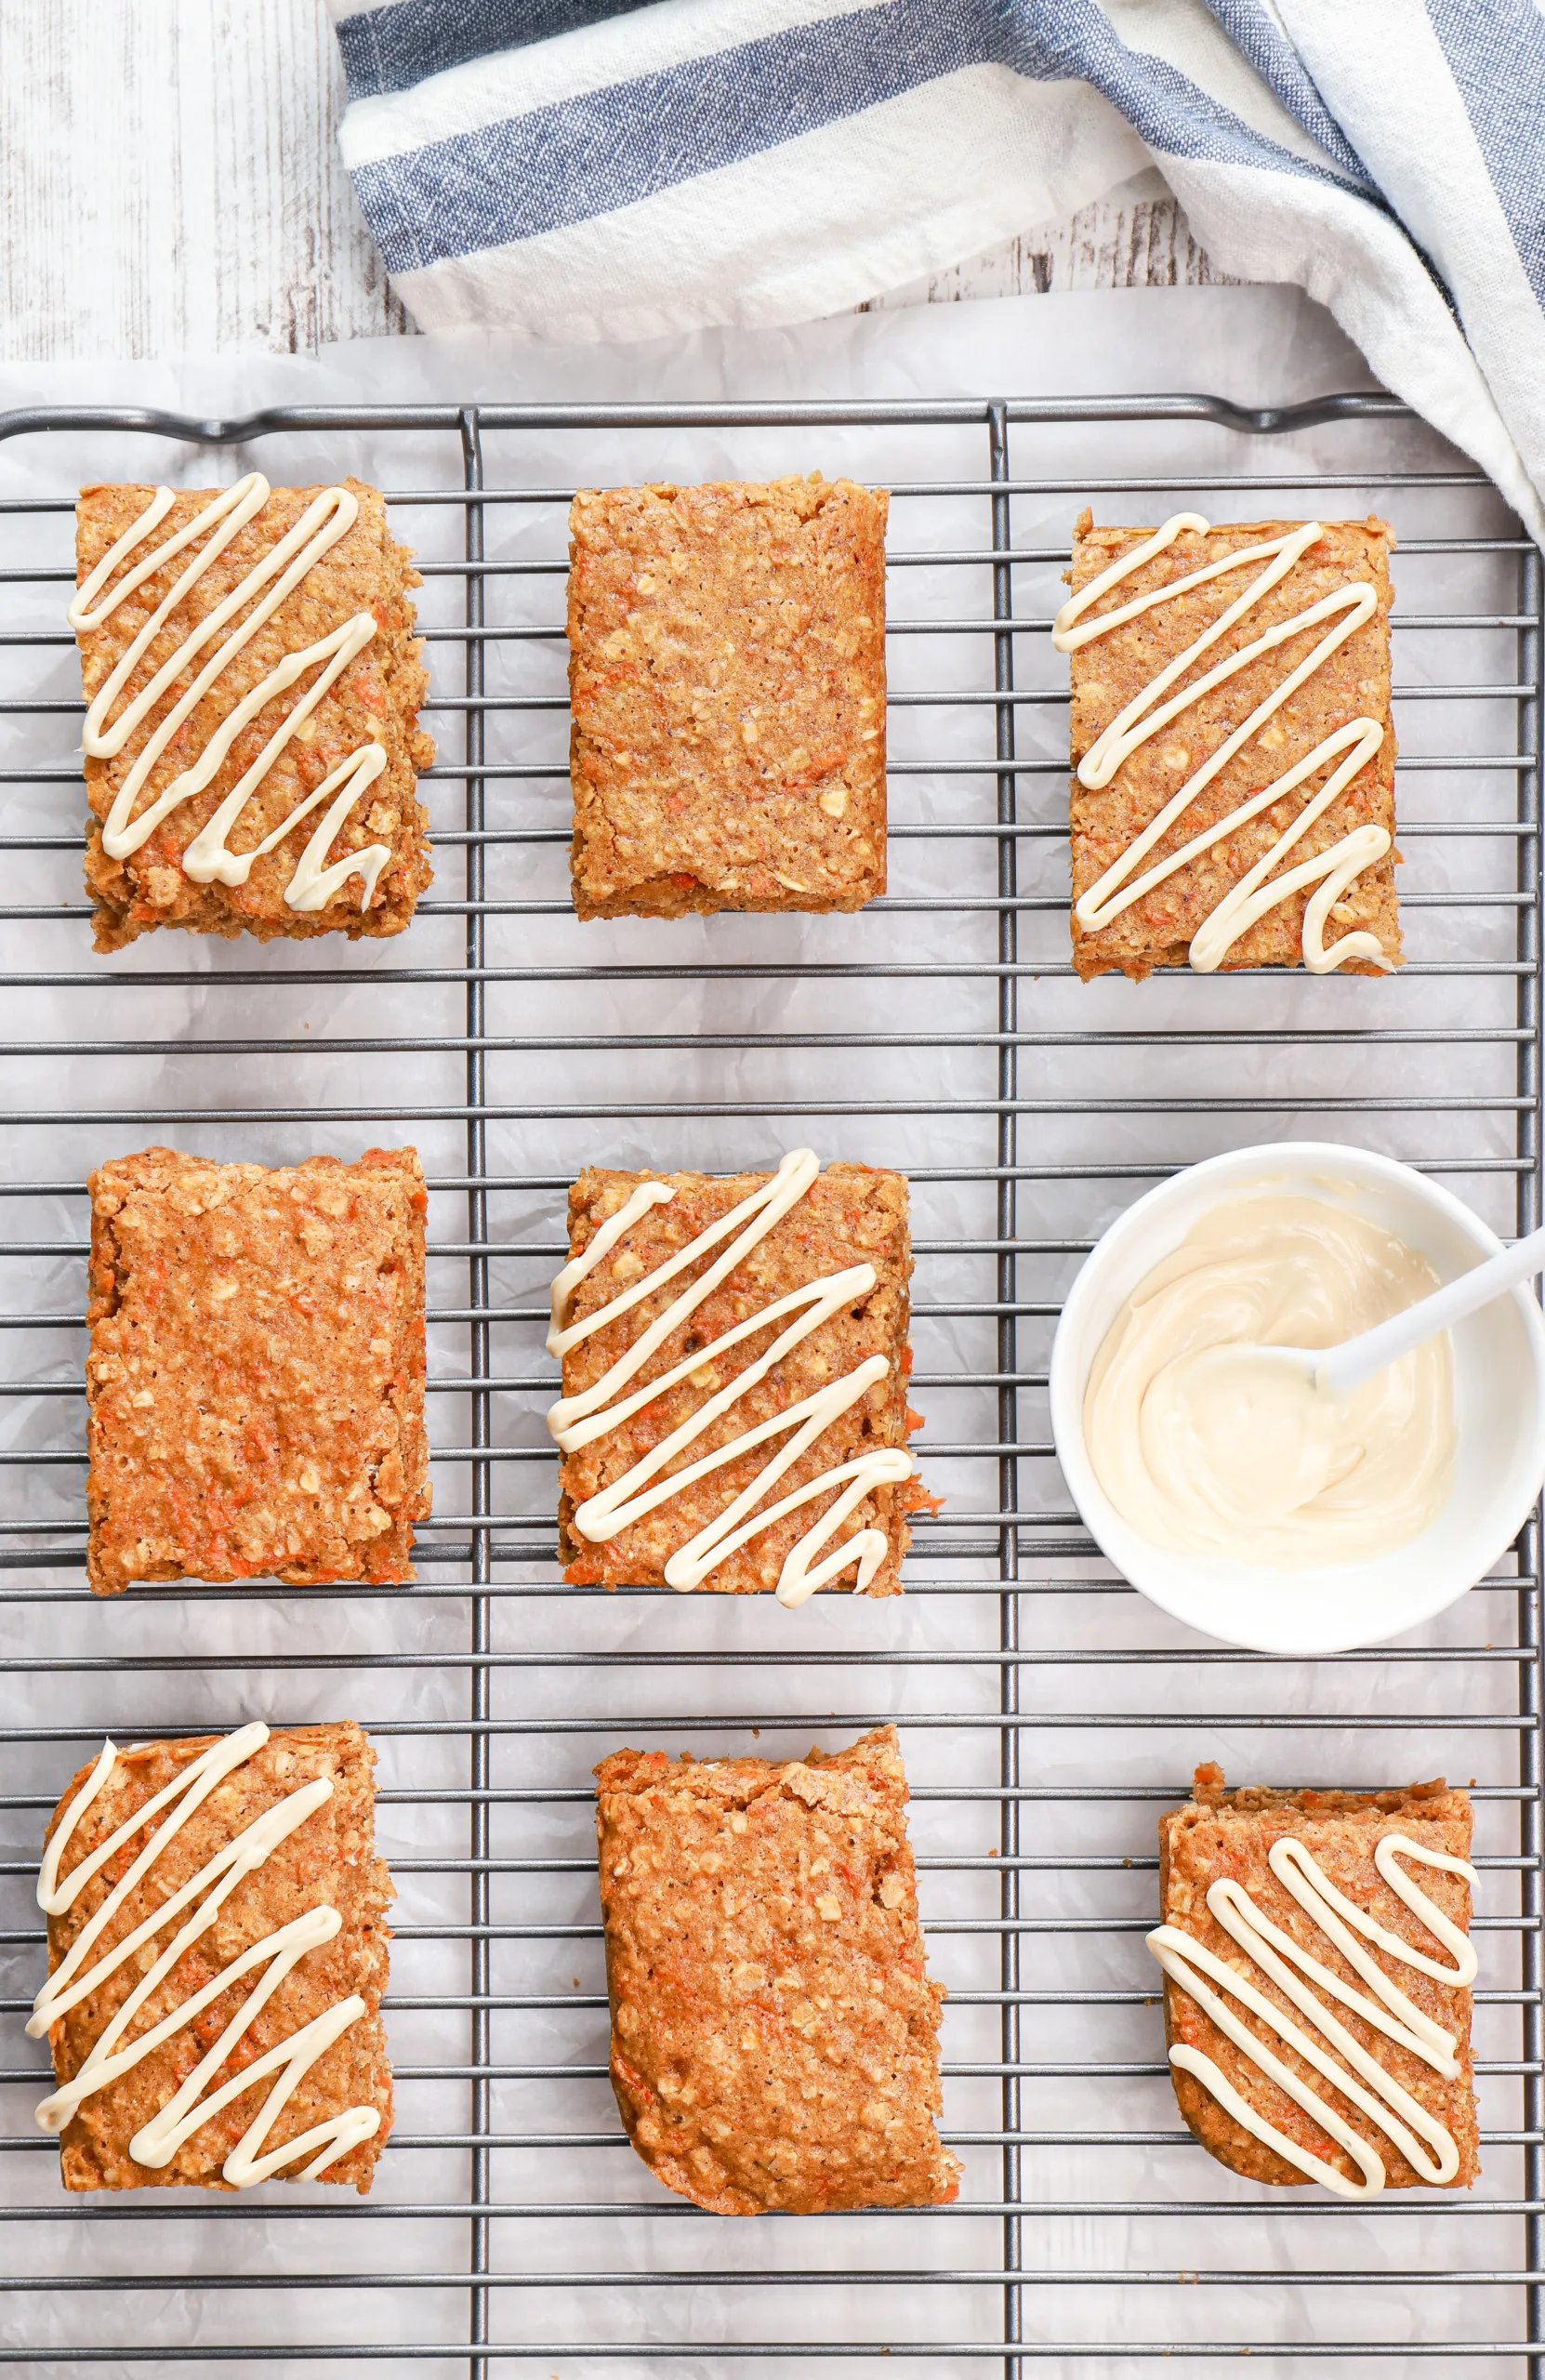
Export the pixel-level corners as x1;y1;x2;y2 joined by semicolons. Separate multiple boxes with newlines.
0;390;1538;2376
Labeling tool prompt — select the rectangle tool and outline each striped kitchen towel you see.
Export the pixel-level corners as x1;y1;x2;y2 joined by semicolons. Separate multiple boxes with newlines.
330;0;1545;537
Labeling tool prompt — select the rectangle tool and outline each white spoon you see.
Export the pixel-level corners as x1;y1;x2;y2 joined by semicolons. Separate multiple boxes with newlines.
1200;1215;1545;1406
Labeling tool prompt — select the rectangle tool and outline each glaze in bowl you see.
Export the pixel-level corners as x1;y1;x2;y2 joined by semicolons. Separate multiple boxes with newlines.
1050;1142;1545;1656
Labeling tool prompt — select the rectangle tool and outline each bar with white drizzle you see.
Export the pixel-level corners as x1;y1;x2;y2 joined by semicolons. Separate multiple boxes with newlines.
1055;512;1398;977
31;1721;390;2192
548;1149;918;1606
72;473;430;944
1148;1787;1477;2197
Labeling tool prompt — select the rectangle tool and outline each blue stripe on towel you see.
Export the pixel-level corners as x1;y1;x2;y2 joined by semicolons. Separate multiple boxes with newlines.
337;0;651;99
355;0;1358;271
1196;0;1372;189
1425;0;1545;309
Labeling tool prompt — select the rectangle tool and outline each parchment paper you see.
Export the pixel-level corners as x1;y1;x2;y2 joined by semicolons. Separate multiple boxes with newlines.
0;287;1525;2376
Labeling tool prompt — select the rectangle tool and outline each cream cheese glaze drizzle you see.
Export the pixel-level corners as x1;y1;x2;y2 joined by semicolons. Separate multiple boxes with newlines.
1052;514;1393;973
31;1722;380;2188
70;472;392;914
1147;1830;1478;2197
546;1149;914;1606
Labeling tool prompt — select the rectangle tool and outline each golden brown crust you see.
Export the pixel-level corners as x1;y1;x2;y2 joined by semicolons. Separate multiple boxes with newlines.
1067;516;1400;979
42;1723;392;2194
594;1725;960;2215
557;1161;926;1594
75;480;434;951
86;1145;429;1592
1158;1766;1476;2189
567;477;887;918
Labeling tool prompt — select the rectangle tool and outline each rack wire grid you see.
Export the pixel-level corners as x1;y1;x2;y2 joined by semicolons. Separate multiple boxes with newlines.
0;386;1537;2379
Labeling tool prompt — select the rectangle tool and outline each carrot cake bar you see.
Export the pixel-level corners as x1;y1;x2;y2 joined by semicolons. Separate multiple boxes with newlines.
567;475;887;918
32;1719;392;2194
1056;513;1400;979
1149;1765;1478;2195
86;1145;429;1593
594;1725;960;2215
73;474;434;951
549;1148;929;1600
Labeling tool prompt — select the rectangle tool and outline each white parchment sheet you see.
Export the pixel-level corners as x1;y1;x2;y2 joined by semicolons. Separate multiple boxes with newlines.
0;288;1532;2375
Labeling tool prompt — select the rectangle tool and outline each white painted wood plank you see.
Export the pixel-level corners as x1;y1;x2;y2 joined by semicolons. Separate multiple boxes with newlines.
0;1;1225;362
862;178;1232;312
2;0;402;361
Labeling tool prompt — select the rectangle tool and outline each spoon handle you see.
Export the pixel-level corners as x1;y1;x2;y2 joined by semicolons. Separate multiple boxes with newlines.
1316;1219;1545;1399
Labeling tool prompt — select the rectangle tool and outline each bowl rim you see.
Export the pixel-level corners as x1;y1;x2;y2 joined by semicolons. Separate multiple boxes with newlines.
1049;1140;1545;1654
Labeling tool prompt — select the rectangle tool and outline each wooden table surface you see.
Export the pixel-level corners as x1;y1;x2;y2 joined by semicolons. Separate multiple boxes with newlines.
2;0;1229;362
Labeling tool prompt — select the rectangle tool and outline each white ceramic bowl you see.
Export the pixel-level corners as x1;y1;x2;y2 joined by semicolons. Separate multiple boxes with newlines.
1050;1142;1545;1656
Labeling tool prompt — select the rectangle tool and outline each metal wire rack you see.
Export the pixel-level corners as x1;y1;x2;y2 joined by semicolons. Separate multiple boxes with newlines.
0;389;1538;2375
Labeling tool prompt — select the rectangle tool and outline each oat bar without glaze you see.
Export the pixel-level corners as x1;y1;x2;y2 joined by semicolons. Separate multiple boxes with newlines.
594;1725;961;2215
567;475;888;918
86;1145;429;1592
